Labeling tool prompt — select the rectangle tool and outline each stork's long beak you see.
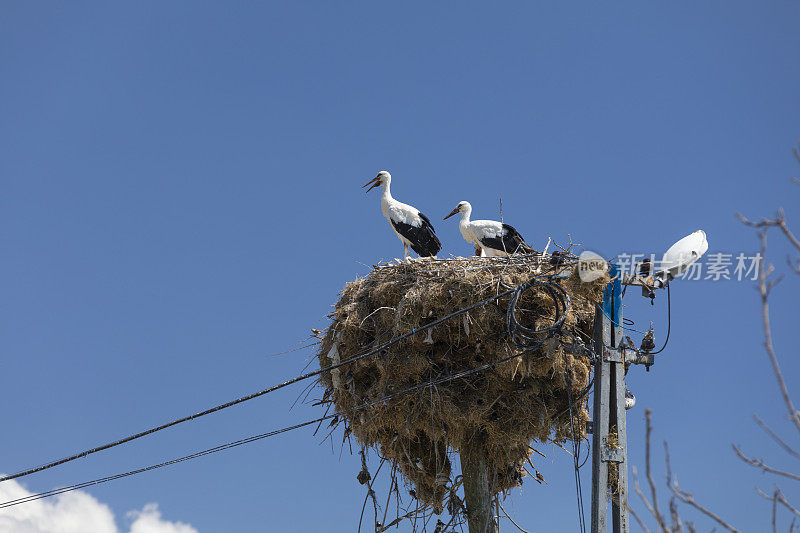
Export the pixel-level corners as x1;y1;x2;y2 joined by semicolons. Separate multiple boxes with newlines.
443;206;460;220
363;176;381;193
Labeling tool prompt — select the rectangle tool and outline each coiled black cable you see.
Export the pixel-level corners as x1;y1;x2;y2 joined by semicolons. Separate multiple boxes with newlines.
505;275;571;352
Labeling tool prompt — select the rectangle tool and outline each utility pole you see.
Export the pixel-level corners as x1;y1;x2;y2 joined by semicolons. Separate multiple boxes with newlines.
590;265;630;532
460;430;499;533
459;266;658;533
588;264;662;532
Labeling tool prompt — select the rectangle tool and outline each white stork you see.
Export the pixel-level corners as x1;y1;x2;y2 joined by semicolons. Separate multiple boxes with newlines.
363;171;441;259
444;201;534;257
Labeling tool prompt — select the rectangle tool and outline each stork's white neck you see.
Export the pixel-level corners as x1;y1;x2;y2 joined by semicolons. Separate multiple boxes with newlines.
379;180;394;218
459;203;472;225
380;179;393;201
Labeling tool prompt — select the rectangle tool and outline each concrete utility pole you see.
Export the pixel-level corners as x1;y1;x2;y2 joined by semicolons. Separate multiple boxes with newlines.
459;267;657;533
591;264;667;532
590;264;630;532
460;431;499;533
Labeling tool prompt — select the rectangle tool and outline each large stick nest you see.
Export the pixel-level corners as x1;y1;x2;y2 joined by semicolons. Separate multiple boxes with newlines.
317;255;607;511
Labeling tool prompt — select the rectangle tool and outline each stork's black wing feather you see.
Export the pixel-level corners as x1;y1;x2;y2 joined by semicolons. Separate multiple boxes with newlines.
418;212;434;229
391;212;441;257
479;223;533;254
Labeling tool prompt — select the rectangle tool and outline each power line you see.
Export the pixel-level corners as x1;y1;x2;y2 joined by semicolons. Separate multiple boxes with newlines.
0;335;559;509
0;271;577;509
648;283;671;355
1;268;567;484
593;281;672;355
565;359;588;533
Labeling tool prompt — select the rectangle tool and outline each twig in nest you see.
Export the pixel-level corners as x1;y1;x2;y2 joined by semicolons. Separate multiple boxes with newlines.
498;501;529;533
357;450;385;533
553;233;584;254
528;445;546;458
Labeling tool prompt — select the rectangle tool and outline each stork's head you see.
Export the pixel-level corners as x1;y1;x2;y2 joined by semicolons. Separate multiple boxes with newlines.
444;201;471;220
363;171;391;193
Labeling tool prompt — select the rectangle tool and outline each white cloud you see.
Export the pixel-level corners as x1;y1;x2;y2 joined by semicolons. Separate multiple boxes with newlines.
127;504;196;533
0;480;197;533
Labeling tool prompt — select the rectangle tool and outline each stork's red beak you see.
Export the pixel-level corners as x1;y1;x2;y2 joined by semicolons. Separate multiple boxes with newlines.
363;176;381;193
443;206;460;220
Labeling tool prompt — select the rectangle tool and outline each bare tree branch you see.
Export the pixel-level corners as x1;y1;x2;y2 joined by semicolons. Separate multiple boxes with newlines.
776;208;800;252
753;229;800;433
670;497;685;533
668;481;741;532
645;409;669;531
664;442;741;532
627;501;653;533
756;487;800;519
753;415;800;461
772;488;778;533
632;465;660;526
733;444;800;482
788;256;800;275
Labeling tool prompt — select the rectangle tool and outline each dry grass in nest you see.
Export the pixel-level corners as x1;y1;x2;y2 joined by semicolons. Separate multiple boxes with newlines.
317;254;607;509
607;426;622;501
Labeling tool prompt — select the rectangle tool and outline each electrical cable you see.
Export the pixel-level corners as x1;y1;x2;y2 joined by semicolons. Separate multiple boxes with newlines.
0;336;557;509
565;360;587;533
1;268;565;485
506;277;570;351
647;283;671;355
0;269;577;508
594;304;650;336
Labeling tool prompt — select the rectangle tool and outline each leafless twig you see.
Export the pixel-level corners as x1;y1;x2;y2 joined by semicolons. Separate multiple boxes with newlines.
627;500;653;533
553;233;583;254
631;465;660;526
752;415;800;461
731;222;800;436
498;501;529;533
645;410;668;531
756;487;800;519
664;439;741;532
732;444;800;482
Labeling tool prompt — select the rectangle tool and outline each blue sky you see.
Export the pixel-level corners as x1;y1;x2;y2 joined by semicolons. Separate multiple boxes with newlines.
1;2;799;531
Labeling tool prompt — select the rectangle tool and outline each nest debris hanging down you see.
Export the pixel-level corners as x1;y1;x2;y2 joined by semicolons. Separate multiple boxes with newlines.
317;254;608;511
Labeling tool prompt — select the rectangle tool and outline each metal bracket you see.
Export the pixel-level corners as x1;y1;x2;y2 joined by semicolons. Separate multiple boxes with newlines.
600;446;624;464
621;273;664;290
630;352;654;366
603;346;655;367
602;347;625;363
